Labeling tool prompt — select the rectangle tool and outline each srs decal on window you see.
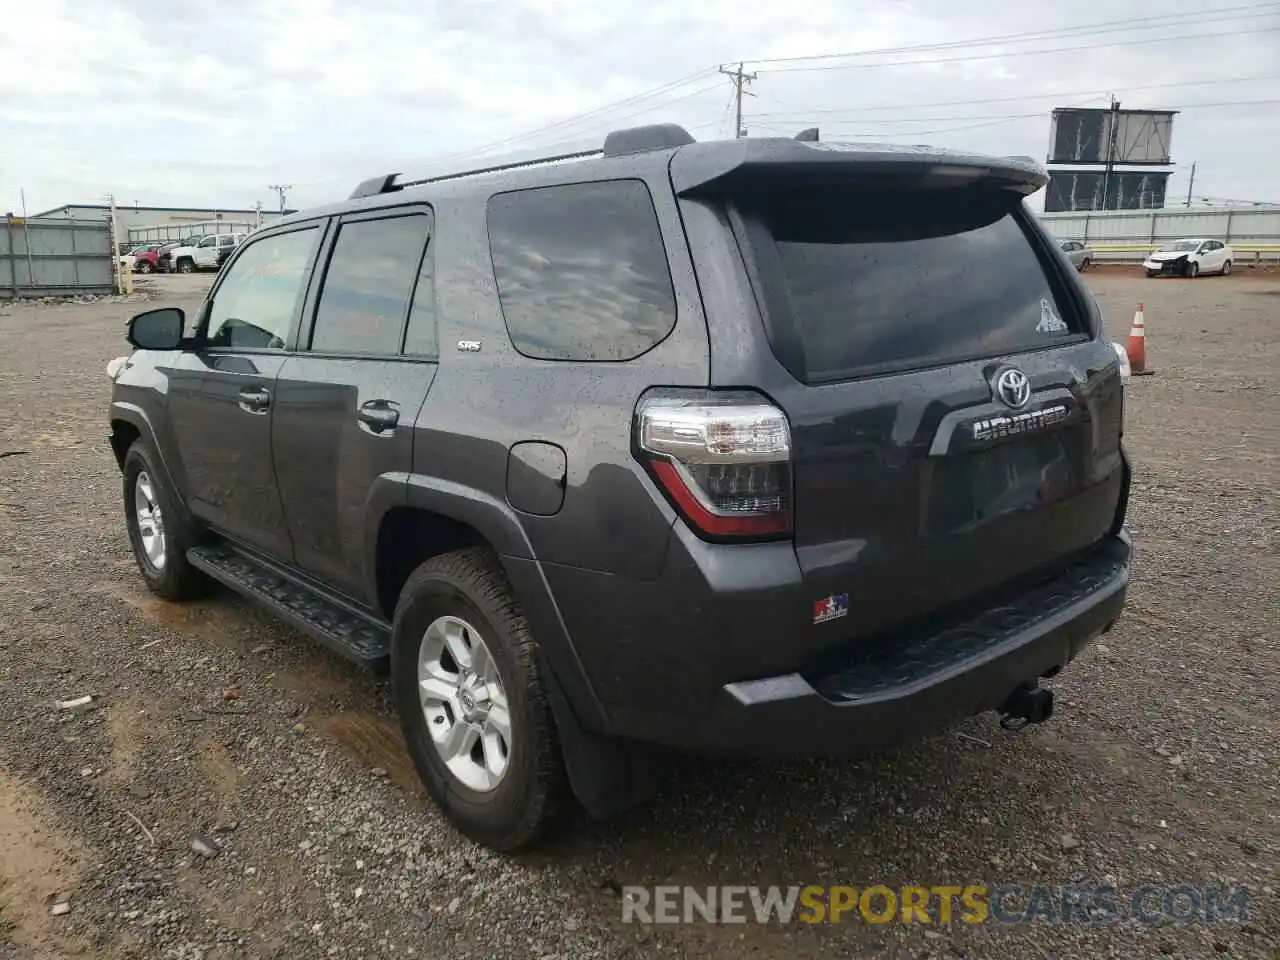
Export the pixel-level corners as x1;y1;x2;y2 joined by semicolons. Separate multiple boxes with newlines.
1036;298;1068;334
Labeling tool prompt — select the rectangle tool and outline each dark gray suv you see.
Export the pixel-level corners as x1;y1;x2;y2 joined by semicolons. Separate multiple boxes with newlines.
107;124;1132;851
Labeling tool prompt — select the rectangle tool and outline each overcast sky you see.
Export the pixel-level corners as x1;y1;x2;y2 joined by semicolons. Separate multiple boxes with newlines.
1;0;1277;216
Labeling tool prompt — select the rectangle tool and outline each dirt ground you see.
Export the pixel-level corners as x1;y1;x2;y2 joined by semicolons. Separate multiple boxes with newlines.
0;269;1275;959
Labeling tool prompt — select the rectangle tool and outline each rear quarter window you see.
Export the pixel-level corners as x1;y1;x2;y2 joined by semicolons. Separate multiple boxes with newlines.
742;186;1083;383
487;179;676;362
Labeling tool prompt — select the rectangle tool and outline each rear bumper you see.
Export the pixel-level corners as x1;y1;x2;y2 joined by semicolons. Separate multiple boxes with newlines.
702;532;1129;757
551;530;1130;758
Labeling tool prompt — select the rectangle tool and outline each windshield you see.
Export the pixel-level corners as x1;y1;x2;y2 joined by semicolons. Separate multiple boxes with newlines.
129;246;149;255
1163;240;1202;252
740;185;1081;383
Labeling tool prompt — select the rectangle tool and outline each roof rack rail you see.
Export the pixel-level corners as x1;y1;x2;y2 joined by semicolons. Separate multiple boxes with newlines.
794;127;820;142
347;123;697;198
349;174;401;200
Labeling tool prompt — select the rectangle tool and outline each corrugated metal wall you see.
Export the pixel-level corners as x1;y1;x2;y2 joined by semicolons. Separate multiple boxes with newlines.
0;217;115;298
1040;206;1280;261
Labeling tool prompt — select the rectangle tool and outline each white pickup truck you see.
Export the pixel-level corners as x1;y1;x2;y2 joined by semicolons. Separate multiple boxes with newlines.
168;233;245;273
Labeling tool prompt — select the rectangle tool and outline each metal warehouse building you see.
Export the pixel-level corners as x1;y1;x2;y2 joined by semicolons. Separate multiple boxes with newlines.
31;204;296;244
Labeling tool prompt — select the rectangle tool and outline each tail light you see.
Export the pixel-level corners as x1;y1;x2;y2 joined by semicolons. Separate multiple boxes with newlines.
635;390;792;541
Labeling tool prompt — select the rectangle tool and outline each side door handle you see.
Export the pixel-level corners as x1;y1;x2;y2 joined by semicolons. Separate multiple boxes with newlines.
237;386;271;415
357;400;400;435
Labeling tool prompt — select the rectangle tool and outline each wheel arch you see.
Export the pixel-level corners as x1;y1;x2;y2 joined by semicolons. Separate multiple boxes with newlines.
366;474;609;731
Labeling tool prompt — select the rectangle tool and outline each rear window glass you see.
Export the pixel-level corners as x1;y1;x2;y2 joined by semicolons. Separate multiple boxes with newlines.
747;188;1079;382
487;180;676;362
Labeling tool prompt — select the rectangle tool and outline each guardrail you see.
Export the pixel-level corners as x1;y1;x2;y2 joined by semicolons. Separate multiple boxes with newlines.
1083;243;1280;264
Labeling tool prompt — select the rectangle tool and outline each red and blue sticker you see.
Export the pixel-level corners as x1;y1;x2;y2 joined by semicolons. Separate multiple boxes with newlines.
813;593;849;624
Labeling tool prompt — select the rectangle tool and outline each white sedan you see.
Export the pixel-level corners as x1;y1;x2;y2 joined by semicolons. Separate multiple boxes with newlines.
1143;238;1234;278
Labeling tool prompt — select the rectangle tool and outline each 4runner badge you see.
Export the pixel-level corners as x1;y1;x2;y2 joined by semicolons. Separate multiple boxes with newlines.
971;404;1069;442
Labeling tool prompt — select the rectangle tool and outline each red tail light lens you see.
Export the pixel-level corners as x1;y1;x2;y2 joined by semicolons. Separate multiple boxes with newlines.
635;392;792;540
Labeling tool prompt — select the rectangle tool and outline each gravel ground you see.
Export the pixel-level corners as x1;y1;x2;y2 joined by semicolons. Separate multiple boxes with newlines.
0;270;1276;959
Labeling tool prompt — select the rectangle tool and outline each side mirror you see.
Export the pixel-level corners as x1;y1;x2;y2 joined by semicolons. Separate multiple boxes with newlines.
127;307;185;350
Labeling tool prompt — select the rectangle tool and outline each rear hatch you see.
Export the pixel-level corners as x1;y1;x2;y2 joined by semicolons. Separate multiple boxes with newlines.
678;143;1126;638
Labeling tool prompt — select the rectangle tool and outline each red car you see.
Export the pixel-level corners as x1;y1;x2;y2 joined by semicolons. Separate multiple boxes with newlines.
128;243;165;274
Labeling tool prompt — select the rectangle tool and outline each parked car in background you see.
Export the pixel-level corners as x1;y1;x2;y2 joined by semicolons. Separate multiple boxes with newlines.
128;243;166;274
168;233;245;273
1143;238;1234;278
156;241;183;274
215;234;244;270
1058;239;1094;271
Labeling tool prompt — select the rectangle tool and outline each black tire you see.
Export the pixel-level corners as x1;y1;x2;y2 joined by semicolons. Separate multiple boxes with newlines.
1222;259;1232;276
1186;261;1199;279
390;547;568;851
1146;270;1159;278
177;258;194;274
1079;257;1090;272
136;261;153;274
122;441;208;601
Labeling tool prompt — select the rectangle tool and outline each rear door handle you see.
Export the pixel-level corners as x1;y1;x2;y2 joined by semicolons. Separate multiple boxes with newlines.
357;400;400;434
237;387;271;414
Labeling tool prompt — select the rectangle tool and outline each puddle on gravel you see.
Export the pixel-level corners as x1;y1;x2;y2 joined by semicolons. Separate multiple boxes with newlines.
88;580;419;798
0;768;93;958
310;711;421;794
90;579;246;650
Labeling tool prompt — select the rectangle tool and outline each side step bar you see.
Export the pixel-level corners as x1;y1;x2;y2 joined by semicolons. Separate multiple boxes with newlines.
187;543;391;668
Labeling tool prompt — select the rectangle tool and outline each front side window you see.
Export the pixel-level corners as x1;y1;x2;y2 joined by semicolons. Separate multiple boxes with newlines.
198;236;217;248
205;227;317;350
309;214;432;356
487;180;676;362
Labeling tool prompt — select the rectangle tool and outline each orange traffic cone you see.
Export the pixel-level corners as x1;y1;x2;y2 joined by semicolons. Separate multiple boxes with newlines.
1127;302;1155;376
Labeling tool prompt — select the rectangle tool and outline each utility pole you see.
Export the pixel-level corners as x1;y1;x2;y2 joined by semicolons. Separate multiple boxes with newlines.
107;193;122;294
719;62;757;138
1101;96;1121;210
1185;161;1197;208
254;199;264;228
268;184;291;216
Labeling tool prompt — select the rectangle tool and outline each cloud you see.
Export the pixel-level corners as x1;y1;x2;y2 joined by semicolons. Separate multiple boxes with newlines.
1;0;1276;214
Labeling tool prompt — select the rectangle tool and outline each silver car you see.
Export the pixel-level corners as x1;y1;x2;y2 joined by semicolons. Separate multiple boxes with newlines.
1058;238;1094;271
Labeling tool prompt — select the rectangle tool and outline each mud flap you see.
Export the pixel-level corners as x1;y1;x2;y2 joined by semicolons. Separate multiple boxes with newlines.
542;657;660;820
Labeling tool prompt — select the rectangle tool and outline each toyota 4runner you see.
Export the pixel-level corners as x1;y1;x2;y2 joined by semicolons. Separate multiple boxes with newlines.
107;124;1133;851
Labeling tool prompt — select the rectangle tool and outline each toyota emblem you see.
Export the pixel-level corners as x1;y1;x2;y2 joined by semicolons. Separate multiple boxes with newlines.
994;368;1031;409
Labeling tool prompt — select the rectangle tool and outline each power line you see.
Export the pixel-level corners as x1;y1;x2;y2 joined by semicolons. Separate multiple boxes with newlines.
745;73;1280;119
423;68;719;166
754;26;1280;74
766;98;1280;140
741;3;1280;67
760;97;1280;127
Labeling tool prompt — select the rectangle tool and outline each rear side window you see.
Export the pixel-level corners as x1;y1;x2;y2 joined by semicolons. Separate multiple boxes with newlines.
487;180;676;362
310;214;431;356
743;187;1081;383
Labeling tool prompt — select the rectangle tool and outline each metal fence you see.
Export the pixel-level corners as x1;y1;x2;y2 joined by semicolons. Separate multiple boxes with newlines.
127;219;259;244
1;216;115;298
1040;206;1280;263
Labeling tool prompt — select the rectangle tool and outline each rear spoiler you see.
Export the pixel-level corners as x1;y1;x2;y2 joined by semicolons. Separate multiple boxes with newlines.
669;139;1048;197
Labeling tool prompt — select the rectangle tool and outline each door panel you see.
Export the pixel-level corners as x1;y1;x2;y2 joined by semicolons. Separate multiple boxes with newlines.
167;352;293;558
162;223;325;559
272;358;436;601
271;208;436;606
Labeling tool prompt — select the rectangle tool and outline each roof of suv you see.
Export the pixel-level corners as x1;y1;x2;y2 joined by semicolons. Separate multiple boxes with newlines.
275;124;1049;227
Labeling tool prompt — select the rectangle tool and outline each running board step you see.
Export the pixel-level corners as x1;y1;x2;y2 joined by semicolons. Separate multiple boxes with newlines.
186;543;390;668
